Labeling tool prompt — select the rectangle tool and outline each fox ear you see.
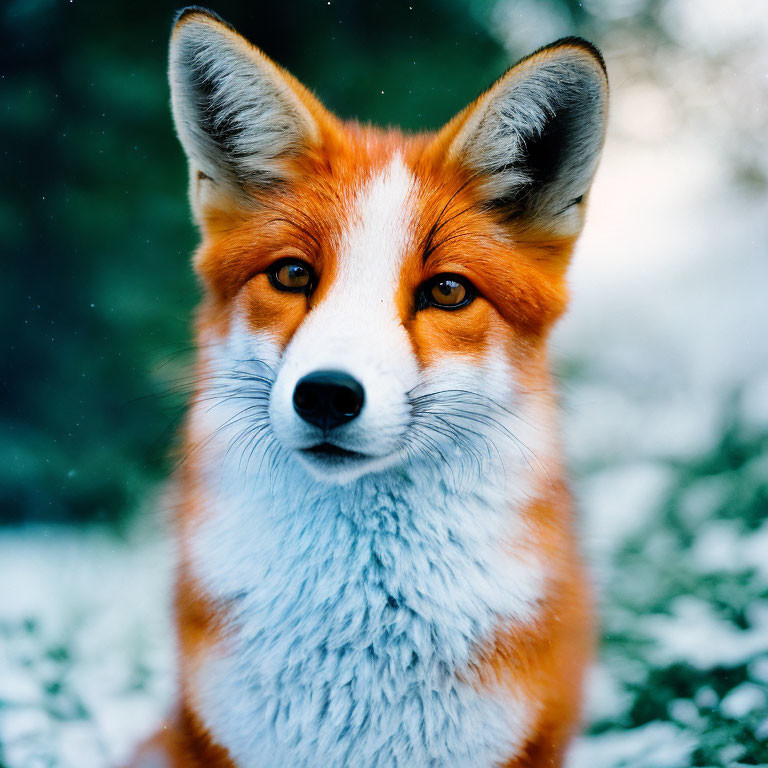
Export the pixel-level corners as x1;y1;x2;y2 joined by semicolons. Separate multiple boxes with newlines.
443;38;608;236
169;8;325;221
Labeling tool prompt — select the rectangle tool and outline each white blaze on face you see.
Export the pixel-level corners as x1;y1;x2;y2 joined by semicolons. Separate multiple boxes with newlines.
269;155;420;465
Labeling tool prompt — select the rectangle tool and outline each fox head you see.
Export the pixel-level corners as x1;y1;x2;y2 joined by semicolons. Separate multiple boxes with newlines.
169;8;608;488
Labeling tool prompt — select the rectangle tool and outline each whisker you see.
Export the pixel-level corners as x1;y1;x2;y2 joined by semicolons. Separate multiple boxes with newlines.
405;383;551;487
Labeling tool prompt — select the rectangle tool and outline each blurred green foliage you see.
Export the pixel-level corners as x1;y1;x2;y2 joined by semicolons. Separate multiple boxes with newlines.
594;397;768;765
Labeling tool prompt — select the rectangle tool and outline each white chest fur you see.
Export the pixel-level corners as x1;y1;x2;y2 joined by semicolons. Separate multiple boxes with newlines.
187;461;543;768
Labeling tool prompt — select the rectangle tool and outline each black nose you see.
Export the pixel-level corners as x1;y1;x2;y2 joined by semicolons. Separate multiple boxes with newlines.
293;370;365;431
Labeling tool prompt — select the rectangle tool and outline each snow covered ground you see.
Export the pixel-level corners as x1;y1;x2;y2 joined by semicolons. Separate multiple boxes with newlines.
2;1;767;766
0;530;173;767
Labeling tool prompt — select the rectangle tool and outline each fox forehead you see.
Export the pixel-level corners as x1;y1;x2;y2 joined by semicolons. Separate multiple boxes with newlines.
195;136;572;354
328;151;417;291
193;131;436;297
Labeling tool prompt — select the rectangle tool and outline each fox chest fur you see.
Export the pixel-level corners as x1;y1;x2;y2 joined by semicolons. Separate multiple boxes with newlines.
185;454;542;767
129;6;608;768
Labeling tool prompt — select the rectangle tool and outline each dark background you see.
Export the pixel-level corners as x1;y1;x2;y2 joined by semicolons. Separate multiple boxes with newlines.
1;0;624;527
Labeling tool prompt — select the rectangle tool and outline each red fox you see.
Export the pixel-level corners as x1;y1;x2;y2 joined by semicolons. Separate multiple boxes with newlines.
130;7;608;767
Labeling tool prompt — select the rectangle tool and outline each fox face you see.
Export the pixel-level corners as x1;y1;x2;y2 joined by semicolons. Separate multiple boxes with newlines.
170;10;607;489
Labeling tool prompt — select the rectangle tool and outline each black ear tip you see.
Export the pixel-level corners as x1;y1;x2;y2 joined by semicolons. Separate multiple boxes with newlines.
521;36;607;78
173;6;233;32
551;37;607;75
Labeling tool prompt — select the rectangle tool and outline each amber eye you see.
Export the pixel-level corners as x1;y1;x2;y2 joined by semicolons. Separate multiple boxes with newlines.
419;274;475;310
267;258;314;293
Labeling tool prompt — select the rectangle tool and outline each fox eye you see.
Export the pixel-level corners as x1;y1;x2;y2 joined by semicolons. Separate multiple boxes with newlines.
268;258;314;293
418;274;475;310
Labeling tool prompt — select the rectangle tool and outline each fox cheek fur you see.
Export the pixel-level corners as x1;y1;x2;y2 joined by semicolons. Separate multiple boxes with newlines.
127;6;607;768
